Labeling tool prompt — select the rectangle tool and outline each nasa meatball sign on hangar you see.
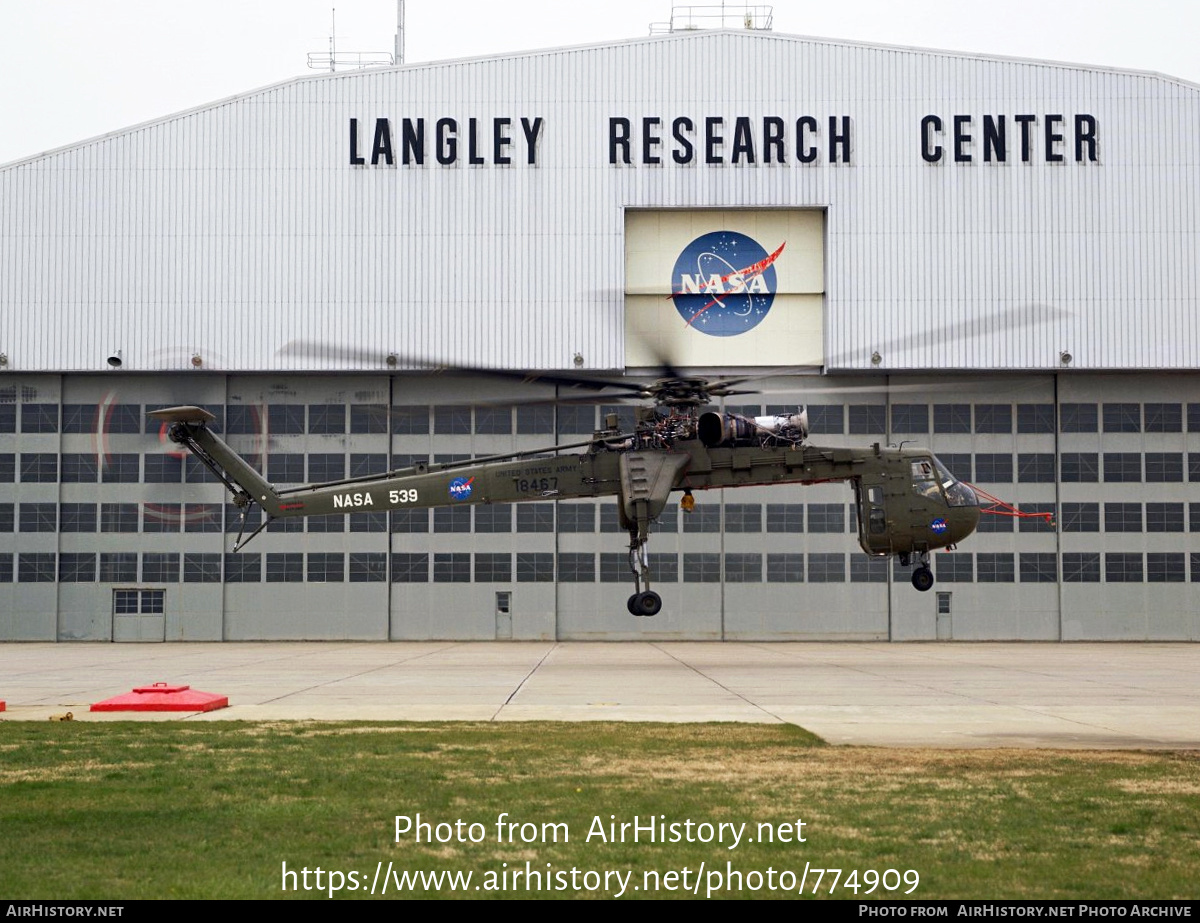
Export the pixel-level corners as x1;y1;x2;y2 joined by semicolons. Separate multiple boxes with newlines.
0;26;1198;643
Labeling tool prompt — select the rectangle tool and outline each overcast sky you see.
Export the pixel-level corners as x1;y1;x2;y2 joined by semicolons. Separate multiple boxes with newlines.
2;0;1197;165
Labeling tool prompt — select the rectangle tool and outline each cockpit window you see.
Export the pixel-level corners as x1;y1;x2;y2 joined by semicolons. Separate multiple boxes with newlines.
911;459;944;503
933;457;978;508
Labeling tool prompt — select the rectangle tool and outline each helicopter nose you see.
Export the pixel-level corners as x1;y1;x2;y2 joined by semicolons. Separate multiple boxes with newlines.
952;505;983;543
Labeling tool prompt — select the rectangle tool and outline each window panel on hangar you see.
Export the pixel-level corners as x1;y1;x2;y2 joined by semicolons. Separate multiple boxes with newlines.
1020;553;1057;583
62;404;98;433
850;554;888;583
938;454;972;482
101;503;139;533
1144;403;1182;432
933;404;971;434
20;404;59;433
475;553;512;582
58;553;95;583
434;406;472;435
20;453;58;482
1147;553;1185;583
392;553;429;583
1103;403;1141;433
350;511;388;532
766;503;803;533
891;404;928;434
1104;503;1143;532
308;404;346;434
936;554;974;583
557;553;595;582
433;553;471;583
307;553;345;583
766;553;804;583
20;503;56;532
724;553;762;582
101;454;139;483
807;553;846;583
976;512;1013;533
1063;553;1101;583
1060;404;1098;433
184;553;222;583
143;503;181;533
1145;453;1183;482
976;553;1015;583
974;404;1013;434
350;404;388;434
1018;503;1056;533
1146;503;1185;533
100;552;137;582
142;553;180;583
974;453;1013;482
848;405;885;435
144;455;182;483
307;514;345;533
19;553;57;582
516;553;554;583
806;405;843;434
60;503;97;532
474;406;513;435
1105;553;1144;583
1061;503;1100;532
269;405;305;435
349;553;387;583
1103;453;1142;483
392;509;429;533
1061;452;1099;482
1017;404;1055;434
683;553;721;583
1018;453;1055;483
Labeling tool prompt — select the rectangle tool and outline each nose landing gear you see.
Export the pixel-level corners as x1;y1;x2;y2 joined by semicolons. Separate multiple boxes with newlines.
909;550;935;592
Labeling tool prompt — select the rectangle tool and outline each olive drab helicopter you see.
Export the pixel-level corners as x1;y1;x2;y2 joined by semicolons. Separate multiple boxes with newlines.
150;368;982;617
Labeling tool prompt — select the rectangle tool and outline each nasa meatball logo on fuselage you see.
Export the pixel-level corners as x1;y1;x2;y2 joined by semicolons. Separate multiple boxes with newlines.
670;231;785;337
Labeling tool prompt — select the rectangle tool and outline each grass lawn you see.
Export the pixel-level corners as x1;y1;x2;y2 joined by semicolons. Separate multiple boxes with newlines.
1;721;1197;900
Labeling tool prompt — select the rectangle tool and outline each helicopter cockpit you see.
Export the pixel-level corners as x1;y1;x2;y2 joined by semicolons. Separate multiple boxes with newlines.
911;457;978;508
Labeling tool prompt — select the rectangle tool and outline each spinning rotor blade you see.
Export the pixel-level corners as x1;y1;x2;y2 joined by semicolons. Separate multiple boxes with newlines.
274;339;647;394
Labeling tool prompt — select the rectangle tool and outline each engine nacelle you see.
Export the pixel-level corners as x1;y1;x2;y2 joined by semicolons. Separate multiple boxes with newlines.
697;409;809;448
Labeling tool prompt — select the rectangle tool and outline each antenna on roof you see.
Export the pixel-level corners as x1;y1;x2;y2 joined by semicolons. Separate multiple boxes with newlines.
307;5;396;72
649;4;774;35
395;0;405;66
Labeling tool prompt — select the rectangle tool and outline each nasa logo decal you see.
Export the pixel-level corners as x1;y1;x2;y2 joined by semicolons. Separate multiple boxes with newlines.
670;231;785;337
448;476;474;501
931;518;948;535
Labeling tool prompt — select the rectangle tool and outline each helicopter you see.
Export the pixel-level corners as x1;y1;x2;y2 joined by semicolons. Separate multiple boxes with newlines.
150;365;982;617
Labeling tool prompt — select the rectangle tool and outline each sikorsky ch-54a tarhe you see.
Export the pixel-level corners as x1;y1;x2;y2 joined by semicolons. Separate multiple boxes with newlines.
150;369;981;617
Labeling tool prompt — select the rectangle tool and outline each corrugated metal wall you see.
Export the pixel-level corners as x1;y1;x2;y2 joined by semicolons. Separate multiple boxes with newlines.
1;31;1198;372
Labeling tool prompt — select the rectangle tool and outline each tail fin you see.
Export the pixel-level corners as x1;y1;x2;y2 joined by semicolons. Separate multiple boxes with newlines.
148;406;280;515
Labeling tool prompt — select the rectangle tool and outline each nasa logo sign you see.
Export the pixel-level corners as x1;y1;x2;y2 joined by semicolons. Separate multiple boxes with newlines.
670;231;785;337
931;518;948;535
448;476;474;501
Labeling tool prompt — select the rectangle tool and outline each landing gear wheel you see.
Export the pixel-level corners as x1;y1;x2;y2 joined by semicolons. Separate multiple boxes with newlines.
627;594;641;616
634;591;662;617
911;566;934;592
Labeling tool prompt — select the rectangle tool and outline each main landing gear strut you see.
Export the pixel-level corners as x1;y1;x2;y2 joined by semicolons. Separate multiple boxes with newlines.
626;538;662;617
617;452;689;618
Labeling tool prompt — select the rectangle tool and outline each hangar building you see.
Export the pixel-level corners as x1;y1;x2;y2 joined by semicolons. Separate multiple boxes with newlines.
1;24;1198;641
